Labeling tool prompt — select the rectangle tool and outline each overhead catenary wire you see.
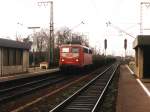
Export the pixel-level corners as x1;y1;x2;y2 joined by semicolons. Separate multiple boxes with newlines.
106;21;136;39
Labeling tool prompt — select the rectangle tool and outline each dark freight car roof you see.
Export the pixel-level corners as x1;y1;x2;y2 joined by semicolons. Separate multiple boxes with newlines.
0;38;31;50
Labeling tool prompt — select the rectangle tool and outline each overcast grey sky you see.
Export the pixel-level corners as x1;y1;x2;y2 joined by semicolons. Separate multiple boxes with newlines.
0;0;150;56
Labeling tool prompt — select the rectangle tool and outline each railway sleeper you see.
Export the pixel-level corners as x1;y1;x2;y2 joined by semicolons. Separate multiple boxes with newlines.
62;108;91;112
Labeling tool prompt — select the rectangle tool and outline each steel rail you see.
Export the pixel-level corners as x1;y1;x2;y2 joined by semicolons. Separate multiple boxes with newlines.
0;71;60;90
0;75;62;94
91;63;119;112
0;76;71;103
10;65;111;112
49;63;119;112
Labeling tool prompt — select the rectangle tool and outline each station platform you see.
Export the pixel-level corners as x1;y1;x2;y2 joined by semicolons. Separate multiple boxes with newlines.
0;68;59;83
116;65;150;112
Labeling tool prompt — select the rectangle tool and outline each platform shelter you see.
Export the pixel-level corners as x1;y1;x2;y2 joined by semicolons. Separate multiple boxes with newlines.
133;35;150;79
0;38;31;76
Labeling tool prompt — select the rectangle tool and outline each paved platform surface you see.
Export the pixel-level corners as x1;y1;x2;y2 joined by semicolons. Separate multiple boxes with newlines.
116;65;150;112
145;83;150;92
0;68;59;83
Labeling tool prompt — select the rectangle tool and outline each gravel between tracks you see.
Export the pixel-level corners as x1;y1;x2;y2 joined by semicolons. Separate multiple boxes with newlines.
0;75;76;112
17;73;99;112
13;67;107;112
98;66;119;112
0;65;110;112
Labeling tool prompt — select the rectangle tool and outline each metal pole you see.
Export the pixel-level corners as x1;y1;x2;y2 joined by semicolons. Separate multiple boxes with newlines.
33;48;35;71
27;27;40;70
38;1;54;68
50;1;54;67
140;2;143;34
1;48;2;76
140;2;150;35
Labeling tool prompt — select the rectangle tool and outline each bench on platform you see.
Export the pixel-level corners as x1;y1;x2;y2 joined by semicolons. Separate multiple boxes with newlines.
40;62;48;69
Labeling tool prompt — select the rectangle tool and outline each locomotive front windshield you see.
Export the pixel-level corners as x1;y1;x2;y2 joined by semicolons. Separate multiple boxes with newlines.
71;48;79;53
62;48;69;53
61;47;79;58
62;47;79;53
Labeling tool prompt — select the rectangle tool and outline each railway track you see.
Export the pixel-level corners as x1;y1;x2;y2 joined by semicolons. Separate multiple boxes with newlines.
8;65;112;112
0;72;72;103
0;71;60;90
49;63;119;112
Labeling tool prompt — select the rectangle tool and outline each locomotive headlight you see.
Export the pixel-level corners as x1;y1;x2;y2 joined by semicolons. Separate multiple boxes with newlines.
75;59;79;62
62;59;64;62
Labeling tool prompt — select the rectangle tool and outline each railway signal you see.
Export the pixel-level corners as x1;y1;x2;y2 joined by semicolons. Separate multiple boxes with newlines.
104;39;107;56
124;38;127;50
104;39;107;50
124;38;127;58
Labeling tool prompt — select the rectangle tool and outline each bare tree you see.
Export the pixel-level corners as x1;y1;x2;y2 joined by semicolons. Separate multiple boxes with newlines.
23;36;30;43
55;27;89;47
31;29;49;52
37;31;48;52
55;27;71;47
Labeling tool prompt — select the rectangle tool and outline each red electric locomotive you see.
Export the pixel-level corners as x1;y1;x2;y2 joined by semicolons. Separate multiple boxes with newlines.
59;44;93;70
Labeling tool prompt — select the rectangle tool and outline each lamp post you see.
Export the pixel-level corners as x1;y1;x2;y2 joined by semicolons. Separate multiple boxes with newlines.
27;26;40;70
27;26;41;51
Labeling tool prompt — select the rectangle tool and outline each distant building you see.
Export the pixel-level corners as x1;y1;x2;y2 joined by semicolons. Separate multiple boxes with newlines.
0;38;31;76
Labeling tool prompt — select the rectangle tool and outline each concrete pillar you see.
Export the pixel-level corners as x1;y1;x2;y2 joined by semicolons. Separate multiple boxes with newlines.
138;47;143;78
0;48;4;77
23;50;29;72
135;49;137;76
135;47;144;78
0;48;2;76
133;35;150;79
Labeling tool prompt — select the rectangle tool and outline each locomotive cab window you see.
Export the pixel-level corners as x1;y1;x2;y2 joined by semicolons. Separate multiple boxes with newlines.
89;50;92;54
72;48;79;53
83;48;88;53
62;48;69;53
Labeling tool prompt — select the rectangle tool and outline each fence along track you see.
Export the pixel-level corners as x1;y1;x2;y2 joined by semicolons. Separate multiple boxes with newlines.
49;63;119;112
